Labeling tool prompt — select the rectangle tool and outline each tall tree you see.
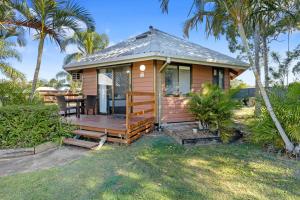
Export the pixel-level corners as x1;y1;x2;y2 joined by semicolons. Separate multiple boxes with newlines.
273;1;300;85
1;0;94;100
270;51;292;85
63;30;109;65
291;44;300;79
270;45;300;84
160;0;297;153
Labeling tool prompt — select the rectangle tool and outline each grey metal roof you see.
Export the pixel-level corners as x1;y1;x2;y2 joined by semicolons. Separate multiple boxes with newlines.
64;27;249;70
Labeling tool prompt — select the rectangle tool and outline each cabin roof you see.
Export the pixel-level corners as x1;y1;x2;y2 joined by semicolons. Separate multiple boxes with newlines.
64;27;249;71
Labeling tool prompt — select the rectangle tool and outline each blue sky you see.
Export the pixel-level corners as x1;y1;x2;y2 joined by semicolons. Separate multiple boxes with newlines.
9;0;300;86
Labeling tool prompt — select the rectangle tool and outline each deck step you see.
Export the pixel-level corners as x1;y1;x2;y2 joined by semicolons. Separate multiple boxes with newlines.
63;138;98;149
72;129;106;139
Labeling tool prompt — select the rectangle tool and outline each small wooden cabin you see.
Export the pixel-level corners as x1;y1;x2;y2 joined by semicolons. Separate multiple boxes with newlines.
63;26;249;145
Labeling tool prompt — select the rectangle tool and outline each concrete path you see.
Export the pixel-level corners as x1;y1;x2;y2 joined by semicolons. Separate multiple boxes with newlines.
0;146;88;177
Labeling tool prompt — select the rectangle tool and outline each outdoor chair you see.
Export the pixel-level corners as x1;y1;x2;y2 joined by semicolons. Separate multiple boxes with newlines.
56;95;77;117
85;95;97;115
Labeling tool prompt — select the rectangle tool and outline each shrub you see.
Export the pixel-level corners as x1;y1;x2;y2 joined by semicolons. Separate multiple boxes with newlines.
249;83;300;149
0;105;72;148
188;84;240;141
0;80;41;106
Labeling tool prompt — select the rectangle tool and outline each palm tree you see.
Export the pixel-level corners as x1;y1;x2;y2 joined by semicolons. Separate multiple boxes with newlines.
0;39;25;81
55;71;82;93
291;44;300;79
0;1;26;47
271;45;300;84
1;0;94;100
270;52;292;85
160;0;297;153
63;30;109;65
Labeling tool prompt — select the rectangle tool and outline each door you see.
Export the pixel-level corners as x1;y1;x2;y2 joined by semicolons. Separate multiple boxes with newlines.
98;69;112;114
98;66;131;115
113;66;131;114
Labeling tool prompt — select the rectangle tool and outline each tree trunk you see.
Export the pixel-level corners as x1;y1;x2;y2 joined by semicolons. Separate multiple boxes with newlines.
254;23;261;116
236;20;295;153
287;30;290;86
29;36;45;100
262;36;269;88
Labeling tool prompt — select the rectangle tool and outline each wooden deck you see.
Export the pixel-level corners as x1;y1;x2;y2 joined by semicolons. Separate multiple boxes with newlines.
64;91;156;145
66;115;154;144
67;115;145;132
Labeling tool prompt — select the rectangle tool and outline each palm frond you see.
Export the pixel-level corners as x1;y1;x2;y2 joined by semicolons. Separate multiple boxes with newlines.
61;0;94;30
271;52;281;64
63;52;83;65
292;62;300;76
0;61;25;81
0;39;21;61
160;0;169;13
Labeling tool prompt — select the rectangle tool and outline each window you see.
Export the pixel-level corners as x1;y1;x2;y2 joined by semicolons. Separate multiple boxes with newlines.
213;68;224;89
165;65;191;96
71;73;82;81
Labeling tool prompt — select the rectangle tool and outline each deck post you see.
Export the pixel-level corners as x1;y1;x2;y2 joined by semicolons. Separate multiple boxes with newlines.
126;92;130;130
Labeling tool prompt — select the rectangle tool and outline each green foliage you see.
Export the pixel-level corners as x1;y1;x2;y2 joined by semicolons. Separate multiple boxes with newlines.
0;105;72;148
230;79;249;89
188;84;240;141
0;39;25;81
0;80;42;106
63;30;109;65
249;82;300;148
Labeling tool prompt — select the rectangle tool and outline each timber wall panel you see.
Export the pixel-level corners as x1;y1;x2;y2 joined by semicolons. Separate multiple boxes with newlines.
132;61;154;117
161;64;214;123
224;68;230;90
82;68;97;95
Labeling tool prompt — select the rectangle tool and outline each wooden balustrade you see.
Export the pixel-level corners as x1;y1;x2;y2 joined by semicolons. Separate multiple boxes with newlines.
126;91;156;130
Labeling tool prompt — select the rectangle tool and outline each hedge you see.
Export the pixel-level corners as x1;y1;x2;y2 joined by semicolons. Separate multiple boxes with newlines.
0;105;72;148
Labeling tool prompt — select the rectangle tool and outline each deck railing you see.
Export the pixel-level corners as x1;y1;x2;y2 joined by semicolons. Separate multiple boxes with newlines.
126;91;156;129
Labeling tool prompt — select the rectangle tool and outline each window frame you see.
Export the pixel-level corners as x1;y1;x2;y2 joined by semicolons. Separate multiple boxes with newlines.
212;67;225;89
164;63;192;97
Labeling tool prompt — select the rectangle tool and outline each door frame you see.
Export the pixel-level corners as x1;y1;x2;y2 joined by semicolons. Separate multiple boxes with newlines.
97;64;132;115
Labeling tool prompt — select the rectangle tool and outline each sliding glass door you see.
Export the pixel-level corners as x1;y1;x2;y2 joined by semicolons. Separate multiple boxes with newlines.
113;66;131;114
98;69;112;114
98;66;131;115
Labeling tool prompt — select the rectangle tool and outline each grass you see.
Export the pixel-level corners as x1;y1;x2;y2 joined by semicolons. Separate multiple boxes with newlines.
233;106;255;126
0;135;299;200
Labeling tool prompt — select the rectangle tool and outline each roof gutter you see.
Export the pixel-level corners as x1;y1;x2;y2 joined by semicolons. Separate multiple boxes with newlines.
64;55;249;72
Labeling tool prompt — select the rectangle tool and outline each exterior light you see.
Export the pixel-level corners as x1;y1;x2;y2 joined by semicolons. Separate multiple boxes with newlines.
139;64;146;72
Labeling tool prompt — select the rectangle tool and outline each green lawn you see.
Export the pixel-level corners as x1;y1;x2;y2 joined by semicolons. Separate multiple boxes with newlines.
0;135;299;200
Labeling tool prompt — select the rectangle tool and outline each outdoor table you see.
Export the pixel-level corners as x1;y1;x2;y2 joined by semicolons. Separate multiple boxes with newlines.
65;97;85;118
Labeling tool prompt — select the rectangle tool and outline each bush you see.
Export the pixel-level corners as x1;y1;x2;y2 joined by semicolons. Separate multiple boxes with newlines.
249;83;300;149
0;105;72;148
188;84;240;142
0;80;42;106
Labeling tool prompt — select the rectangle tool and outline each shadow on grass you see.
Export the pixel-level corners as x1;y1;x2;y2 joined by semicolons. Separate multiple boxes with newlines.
0;135;299;200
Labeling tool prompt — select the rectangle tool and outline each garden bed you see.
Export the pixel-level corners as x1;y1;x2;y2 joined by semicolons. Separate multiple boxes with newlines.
0;142;59;159
164;122;221;145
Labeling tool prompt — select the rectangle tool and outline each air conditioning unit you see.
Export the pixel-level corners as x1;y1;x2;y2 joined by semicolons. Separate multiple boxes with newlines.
71;73;82;81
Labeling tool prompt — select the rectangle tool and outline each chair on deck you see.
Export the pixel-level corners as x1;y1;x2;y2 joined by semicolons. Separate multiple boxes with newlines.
56;95;77;117
85;95;97;115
